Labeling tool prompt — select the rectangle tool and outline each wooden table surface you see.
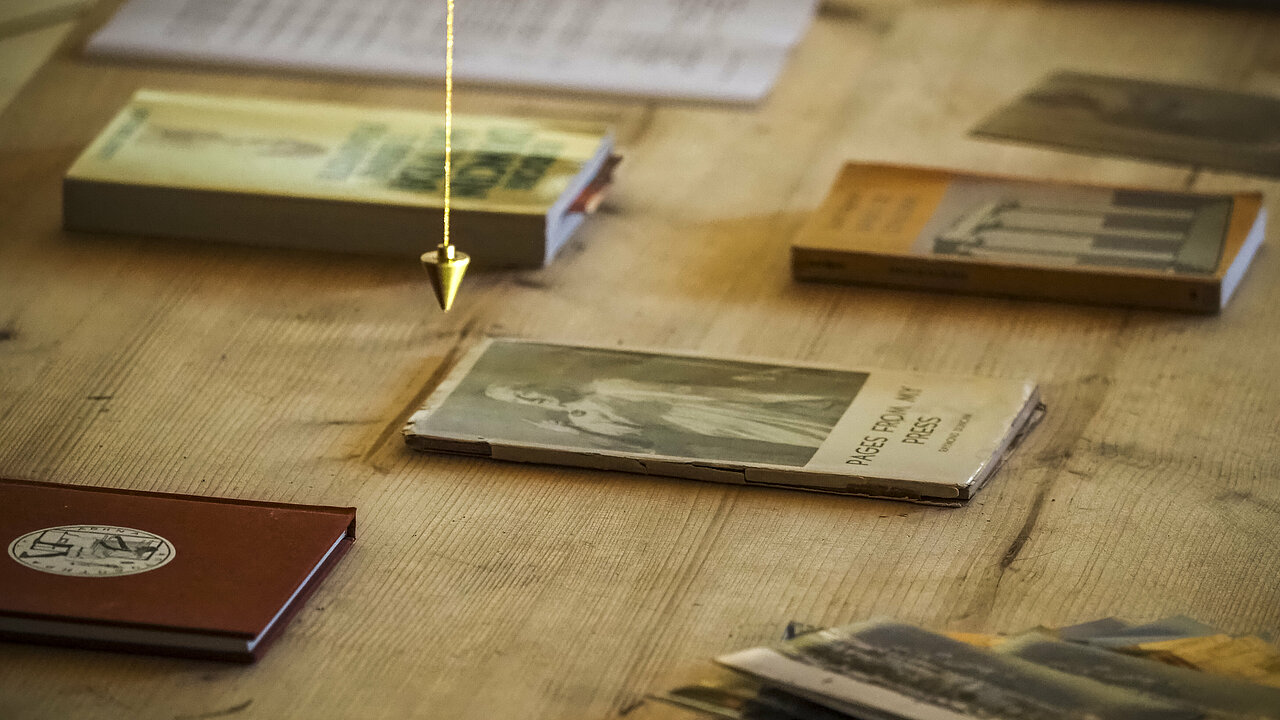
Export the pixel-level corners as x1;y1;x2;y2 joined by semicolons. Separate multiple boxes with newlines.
2;1;1278;718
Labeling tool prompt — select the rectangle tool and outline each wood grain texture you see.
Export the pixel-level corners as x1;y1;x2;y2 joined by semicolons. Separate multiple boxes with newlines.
1;1;1279;718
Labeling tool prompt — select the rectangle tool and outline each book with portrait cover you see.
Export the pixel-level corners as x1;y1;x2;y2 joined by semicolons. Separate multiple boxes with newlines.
791;163;1267;312
64;90;618;267
0;478;355;662
402;339;1042;504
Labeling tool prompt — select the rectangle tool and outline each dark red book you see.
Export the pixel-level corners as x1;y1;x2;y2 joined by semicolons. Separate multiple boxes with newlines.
0;478;355;662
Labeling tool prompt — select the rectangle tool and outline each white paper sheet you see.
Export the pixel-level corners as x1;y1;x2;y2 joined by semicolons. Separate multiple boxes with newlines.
86;0;819;102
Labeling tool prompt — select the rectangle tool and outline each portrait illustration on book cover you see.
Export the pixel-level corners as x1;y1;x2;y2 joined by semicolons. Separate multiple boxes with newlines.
405;339;1041;502
410;341;868;467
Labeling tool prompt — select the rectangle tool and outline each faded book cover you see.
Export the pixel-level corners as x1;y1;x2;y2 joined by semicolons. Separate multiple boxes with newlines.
64;90;616;266
792;163;1267;312
402;339;1041;504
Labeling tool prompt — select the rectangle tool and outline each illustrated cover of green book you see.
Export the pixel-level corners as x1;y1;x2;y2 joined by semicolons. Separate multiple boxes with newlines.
64;90;618;267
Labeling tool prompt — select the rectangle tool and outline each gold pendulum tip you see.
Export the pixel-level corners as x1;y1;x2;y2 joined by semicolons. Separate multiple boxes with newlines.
421;243;470;312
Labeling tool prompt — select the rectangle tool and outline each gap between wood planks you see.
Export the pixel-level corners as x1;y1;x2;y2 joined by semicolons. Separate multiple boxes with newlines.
361;318;480;468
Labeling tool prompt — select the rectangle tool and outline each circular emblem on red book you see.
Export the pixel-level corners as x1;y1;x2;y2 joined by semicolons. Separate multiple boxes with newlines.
8;525;176;577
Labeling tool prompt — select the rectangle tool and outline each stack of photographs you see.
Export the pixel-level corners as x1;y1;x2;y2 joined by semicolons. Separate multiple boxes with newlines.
653;617;1280;720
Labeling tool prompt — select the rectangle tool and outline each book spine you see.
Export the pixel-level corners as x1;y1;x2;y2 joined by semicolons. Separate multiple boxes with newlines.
63;178;547;268
0;630;256;663
792;248;1222;313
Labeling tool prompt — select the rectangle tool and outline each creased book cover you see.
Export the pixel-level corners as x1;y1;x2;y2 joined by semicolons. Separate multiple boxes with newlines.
792;162;1267;312
64;90;616;266
402;339;1041;504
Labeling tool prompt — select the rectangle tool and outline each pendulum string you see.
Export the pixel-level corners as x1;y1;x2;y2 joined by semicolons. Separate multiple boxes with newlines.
422;0;469;312
442;0;455;253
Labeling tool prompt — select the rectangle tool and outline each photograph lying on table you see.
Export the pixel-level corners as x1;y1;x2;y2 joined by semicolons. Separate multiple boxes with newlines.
995;634;1280;717
655;665;855;720
712;619;1280;720
972;70;1280;177
403;339;1042;504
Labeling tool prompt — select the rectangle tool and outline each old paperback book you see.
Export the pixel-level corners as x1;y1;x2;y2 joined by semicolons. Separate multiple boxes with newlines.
0;478;355;662
792;163;1267;312
402;339;1041;503
64;90;618;267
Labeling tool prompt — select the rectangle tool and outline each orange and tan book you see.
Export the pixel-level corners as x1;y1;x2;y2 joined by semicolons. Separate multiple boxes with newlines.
792;163;1267;313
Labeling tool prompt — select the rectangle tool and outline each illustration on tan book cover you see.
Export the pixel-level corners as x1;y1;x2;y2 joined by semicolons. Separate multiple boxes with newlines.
792;163;1266;312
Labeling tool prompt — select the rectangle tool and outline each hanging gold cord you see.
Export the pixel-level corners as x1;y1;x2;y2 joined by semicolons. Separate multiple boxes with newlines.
420;0;469;312
442;0;454;250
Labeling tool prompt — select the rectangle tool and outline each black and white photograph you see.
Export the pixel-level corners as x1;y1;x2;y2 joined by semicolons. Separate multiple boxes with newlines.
407;340;868;467
655;669;856;720
725;621;1203;720
997;635;1280;718
914;178;1232;274
973;71;1280;177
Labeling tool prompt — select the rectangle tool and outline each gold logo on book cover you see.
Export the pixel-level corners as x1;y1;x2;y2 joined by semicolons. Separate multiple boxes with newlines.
8;525;176;577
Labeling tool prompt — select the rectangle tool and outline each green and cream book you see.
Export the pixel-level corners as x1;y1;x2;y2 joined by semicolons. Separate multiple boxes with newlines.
64;90;618;267
402;339;1042;504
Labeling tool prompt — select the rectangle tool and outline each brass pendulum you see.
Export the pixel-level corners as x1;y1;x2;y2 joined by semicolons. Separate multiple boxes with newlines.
422;0;468;311
422;242;470;312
